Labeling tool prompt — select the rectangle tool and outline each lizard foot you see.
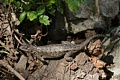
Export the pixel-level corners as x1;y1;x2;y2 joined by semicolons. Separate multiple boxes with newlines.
65;57;73;62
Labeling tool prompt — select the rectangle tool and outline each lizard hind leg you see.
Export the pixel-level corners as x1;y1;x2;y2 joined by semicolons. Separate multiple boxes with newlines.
38;57;48;64
64;51;77;62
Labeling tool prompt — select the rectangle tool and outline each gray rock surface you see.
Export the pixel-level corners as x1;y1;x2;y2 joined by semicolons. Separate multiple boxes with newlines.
70;17;106;34
100;0;119;18
75;3;91;18
64;3;91;21
108;38;120;80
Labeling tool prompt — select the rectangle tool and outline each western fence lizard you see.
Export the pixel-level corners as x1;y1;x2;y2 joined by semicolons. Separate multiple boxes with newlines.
19;34;109;62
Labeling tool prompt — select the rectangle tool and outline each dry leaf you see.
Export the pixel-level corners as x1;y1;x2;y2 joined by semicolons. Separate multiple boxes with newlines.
93;49;104;56
90;56;106;68
86;39;105;57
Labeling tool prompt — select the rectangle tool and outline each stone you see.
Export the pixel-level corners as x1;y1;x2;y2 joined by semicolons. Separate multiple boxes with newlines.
99;0;119;18
70;17;106;34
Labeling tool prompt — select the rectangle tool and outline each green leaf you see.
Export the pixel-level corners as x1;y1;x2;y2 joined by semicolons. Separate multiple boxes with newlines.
13;1;21;7
81;0;95;10
27;11;37;21
65;0;80;13
4;0;9;3
39;15;50;25
48;8;55;15
3;0;13;3
37;6;45;15
10;0;13;3
55;0;63;14
47;6;56;15
57;7;63;14
22;3;32;11
49;0;56;4
46;0;56;7
19;11;26;22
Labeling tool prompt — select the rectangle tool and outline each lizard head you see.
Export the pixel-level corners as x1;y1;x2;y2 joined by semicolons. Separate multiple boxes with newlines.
19;43;31;52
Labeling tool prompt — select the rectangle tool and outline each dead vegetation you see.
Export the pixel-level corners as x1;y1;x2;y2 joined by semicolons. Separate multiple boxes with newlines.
0;3;115;80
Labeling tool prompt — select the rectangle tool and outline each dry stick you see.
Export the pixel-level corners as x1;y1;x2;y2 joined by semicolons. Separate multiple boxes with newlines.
14;34;22;44
0;40;24;79
21;0;29;4
0;60;25;80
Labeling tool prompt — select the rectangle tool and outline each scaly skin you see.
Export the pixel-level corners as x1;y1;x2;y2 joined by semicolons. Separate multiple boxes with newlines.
19;34;108;61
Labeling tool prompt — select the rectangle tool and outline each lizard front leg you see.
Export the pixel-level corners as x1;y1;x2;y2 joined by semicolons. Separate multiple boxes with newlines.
64;51;77;62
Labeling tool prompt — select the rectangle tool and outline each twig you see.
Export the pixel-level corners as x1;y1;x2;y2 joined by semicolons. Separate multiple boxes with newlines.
14;34;22;44
21;0;29;4
0;59;25;80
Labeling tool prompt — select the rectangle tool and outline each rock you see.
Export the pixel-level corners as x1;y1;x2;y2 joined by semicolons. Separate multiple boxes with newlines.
99;0;119;18
85;73;101;80
75;3;91;18
15;55;27;73
70;17;106;34
92;73;99;80
108;40;120;79
76;69;86;79
64;3;92;20
85;74;93;80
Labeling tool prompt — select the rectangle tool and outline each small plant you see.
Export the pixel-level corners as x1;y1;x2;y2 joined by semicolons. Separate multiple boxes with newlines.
1;0;96;26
